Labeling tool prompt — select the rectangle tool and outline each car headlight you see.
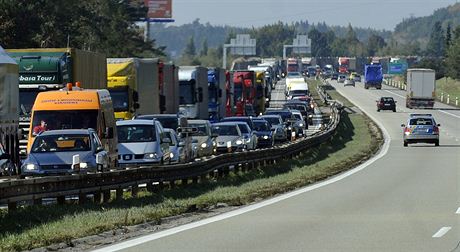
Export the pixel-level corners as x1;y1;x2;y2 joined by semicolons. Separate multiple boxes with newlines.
213;141;217;147
26;163;37;170
299;123;304;127
236;140;243;145
144;153;158;159
308;115;313;118
288;126;292;130
80;162;88;169
263;135;269;139
201;143;207;148
169;152;174;159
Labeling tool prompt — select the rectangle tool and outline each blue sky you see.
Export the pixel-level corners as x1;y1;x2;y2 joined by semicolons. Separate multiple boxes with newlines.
171;0;458;30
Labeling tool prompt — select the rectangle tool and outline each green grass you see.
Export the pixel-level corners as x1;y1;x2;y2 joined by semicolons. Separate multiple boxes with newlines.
308;79;354;107
0;94;383;251
436;77;460;105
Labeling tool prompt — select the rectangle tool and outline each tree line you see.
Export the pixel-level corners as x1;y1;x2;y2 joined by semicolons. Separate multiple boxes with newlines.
0;0;164;57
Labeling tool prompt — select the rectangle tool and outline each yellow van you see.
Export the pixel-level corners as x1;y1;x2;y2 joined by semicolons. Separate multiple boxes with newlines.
27;84;118;168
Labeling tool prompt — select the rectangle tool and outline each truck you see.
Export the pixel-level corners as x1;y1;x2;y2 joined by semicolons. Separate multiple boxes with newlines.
178;66;208;119
231;71;256;116
286;58;302;74
406;69;436;109
6;48;107;157
364;64;383;89
0;46;20;170
163;63;179;114
207;68;226;122
106;58;159;120
338;57;349;73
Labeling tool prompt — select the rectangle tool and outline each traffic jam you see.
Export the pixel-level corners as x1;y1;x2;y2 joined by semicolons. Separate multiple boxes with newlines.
0;49;320;178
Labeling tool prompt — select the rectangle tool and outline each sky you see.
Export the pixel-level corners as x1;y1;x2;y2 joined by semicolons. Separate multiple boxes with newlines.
170;0;459;30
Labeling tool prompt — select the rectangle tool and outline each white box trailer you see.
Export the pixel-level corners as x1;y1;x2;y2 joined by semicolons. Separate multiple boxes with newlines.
406;69;436;109
0;46;20;168
178;66;208;119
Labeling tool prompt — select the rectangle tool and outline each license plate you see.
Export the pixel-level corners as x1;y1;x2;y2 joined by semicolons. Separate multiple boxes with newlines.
384;104;390;106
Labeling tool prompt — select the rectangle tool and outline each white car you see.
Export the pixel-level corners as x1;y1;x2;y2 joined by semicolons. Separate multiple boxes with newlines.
116;119;171;167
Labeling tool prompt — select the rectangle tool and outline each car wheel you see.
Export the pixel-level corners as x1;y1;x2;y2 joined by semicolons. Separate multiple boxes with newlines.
377;109;380;112
435;140;439;146
393;108;396;112
403;141;408;147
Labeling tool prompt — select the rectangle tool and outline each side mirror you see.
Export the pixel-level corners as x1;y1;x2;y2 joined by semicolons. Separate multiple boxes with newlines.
105;127;114;139
0;153;11;160
134;103;140;109
95;146;104;153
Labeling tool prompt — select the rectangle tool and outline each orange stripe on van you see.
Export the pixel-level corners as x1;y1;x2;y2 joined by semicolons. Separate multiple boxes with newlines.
33;90;100;110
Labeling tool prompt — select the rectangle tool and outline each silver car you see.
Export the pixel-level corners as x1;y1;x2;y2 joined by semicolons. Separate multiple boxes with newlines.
235;122;258;150
401;114;440;147
259;115;287;142
21;129;109;176
164;128;185;164
344;79;355;87
211;122;245;153
188;120;215;158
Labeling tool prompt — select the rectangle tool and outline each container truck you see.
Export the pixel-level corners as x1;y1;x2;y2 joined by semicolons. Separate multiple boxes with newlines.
286;58;302;74
364;64;383;89
6;48;107;157
405;69;436;109
178;66;208;119
207;68;226;122
106;58;159;120
0;46;20;170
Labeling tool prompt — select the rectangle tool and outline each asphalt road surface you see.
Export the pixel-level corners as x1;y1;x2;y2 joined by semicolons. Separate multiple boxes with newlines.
96;79;460;252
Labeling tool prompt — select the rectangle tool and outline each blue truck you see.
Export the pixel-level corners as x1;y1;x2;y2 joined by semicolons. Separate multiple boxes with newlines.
207;68;226;122
364;64;383;89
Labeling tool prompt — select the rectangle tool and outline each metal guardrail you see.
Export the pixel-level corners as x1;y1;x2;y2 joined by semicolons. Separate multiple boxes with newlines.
0;104;342;211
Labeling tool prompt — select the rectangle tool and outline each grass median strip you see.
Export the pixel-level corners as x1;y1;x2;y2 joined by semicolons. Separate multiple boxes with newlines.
0;87;383;251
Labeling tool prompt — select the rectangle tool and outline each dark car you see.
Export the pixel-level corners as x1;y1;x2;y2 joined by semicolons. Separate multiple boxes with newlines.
220;116;255;131
283;101;311;125
0;143;15;176
331;73;338;80
135;114;188;133
377;97;396;112
264;109;298;140
252;119;275;148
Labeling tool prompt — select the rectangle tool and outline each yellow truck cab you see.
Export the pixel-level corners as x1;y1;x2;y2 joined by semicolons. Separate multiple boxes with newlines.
27;83;118;168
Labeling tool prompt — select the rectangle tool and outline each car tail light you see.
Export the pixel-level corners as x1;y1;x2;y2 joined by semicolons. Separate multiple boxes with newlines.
433;126;439;135
404;127;411;135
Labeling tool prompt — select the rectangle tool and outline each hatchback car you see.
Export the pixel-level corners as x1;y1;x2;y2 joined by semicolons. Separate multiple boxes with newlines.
188;120;214;158
259;115;287;142
234;122;258;150
252;119;275;148
212;122;245;153
163;128;185;164
117;119;171;167
377;97;397;112
220;116;255;131
337;75;346;83
344;79;355;87
401;114;440;147
21;129;108;176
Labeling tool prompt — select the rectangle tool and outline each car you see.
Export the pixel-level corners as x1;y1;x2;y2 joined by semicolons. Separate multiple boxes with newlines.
331;73;338;80
21;129;109;177
352;73;361;82
264;109;298;140
401;114;440;147
259;115;287;142
163;128;186;164
234;122;258;150
134;114;188;133
252;119;275;148
0;143;15;176
337;75;346;83
377;97;397;112
283;100;312;124
117;119;171;167
188;120;215;158
344;78;355;87
211;122;246;153
220;116;255;131
290;109;307;137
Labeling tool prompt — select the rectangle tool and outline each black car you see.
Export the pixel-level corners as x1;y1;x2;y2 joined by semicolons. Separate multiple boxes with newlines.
283;101;311;125
331;73;338;80
377;97;397;112
220;116;255;131
0;143;15;176
252;119;275;148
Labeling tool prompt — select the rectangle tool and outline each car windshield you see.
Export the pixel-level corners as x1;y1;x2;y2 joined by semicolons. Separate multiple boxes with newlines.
31;134;91;153
32;110;98;134
117;125;156;143
265;111;292;121
382;98;394;102
409;118;433;126
287;72;301;78
262;117;281;125
253;121;270;131
109;89;129;112
293;114;302;120
189;123;209;136
237;124;250;134
156;117;178;130
212;125;239;136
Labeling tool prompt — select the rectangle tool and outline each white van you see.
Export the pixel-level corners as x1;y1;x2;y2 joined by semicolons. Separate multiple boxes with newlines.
287;82;309;99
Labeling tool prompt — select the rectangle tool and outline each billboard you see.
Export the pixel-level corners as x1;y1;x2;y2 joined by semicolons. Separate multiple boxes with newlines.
388;62;408;75
144;0;172;19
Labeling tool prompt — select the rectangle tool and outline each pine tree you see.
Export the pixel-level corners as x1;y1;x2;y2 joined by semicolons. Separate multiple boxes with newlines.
183;36;196;56
200;39;208;56
426;21;445;57
445;23;452;50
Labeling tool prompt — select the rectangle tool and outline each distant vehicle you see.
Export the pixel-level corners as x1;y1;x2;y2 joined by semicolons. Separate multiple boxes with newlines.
364;64;383;89
252;119;275;148
377;97;397;112
163;128;185;164
306;66;317;77
212;122;245;153
259;115;287;142
344;79;355;87
350;73;361;82
135;114;188;133
287;82;309;100
286;72;303;78
401;114;440;147
116;119;171;167
234;122;258;150
21;129;108;177
264;109;297;140
188;119;214;158
179;66;208;119
220;116;255;131
331;73;338;80
338;75;346;83
406;69;436;109
0;143;15;176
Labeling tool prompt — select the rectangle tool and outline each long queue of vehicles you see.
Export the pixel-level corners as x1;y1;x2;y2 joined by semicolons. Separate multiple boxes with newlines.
0;46;287;177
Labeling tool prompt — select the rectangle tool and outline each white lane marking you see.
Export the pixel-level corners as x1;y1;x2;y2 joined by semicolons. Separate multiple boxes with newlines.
432;227;451;238
438;110;460;119
93;95;392;252
455;207;460;214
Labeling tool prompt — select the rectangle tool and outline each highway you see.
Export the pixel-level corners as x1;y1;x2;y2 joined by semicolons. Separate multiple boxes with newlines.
95;80;460;252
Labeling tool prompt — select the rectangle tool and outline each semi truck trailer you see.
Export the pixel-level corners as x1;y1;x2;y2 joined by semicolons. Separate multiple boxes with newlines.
406;69;436;109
